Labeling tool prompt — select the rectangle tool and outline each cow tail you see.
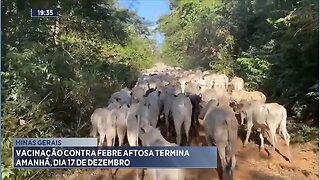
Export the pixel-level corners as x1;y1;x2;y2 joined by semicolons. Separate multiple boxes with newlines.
113;115;117;147
136;114;141;146
90;115;97;137
226;116;237;174
279;107;287;138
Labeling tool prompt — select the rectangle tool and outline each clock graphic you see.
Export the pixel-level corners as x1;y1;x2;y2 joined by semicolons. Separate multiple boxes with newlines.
31;8;59;17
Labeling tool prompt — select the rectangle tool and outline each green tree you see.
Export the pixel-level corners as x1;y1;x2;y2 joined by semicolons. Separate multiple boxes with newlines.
2;0;156;179
158;0;318;123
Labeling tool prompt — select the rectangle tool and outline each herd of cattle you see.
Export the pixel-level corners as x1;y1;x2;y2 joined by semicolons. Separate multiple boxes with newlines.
90;66;292;180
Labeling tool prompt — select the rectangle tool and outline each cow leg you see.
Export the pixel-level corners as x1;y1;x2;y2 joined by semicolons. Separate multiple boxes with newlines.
98;132;105;146
127;130;138;146
240;115;245;125
117;127;125;146
112;168;119;179
109;169;113;179
274;130;278;144
152;169;158;180
164;112;170;136
141;169;145;180
157;114;161;128
217;144;227;171
244;121;253;146
174;119;182;145
151;116;157;128
184;118;191;145
269;127;277;157
281;127;291;160
136;169;139;180
231;152;237;171
106;136;113;147
111;136;116;147
259;129;265;152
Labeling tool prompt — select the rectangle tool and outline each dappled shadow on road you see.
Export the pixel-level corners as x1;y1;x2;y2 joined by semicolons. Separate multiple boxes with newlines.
274;148;291;163
60;128;319;180
92;112;308;180
237;124;292;162
237;125;272;147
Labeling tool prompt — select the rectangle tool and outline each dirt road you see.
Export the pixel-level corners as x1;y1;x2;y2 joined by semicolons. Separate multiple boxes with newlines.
55;63;319;180
56;123;318;180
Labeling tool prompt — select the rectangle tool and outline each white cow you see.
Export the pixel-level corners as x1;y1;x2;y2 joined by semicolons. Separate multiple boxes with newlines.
229;76;244;91
139;125;185;180
131;86;145;103
237;101;291;160
171;93;193;145
162;93;177;132
144;91;161;128
109;88;131;106
90;102;120;146
213;74;228;91
115;104;129;146
203;101;238;179
184;82;202;96
126;102;145;146
230;90;266;104
178;76;191;93
90;107;109;146
201;87;228;103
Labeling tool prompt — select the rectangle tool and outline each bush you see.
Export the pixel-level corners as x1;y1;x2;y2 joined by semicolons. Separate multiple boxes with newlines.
2;1;155;179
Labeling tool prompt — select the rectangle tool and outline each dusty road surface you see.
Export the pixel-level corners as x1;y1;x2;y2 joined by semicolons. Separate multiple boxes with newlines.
55;63;318;180
56;123;318;180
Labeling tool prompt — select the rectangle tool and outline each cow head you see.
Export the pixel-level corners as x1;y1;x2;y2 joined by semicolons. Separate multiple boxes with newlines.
235;102;248;125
